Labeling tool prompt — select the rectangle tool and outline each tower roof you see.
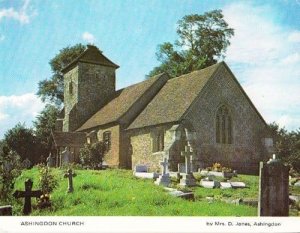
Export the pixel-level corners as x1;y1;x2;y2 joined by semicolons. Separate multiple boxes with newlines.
61;45;119;73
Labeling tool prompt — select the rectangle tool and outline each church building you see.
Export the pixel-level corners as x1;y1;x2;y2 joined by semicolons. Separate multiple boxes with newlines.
52;45;273;174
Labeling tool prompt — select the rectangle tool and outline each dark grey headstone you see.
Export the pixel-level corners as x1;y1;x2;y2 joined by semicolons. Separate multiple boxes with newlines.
0;205;12;216
258;158;289;216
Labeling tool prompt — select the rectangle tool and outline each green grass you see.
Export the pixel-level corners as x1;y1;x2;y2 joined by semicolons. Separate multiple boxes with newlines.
10;167;257;216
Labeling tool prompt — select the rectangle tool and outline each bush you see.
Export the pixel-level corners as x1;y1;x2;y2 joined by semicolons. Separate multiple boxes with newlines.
37;164;58;194
79;142;104;169
0;146;22;203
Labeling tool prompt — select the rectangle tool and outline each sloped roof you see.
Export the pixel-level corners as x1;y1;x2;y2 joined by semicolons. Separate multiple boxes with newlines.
76;73;167;131
52;131;86;147
61;45;119;73
127;63;221;130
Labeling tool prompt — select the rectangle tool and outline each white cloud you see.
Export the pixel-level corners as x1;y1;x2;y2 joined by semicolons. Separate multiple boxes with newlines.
0;0;37;24
0;93;45;138
223;2;300;131
82;32;96;44
288;31;300;42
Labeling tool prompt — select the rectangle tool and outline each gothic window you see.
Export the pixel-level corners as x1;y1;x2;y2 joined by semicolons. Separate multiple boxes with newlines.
152;131;164;152
216;105;233;144
103;131;111;152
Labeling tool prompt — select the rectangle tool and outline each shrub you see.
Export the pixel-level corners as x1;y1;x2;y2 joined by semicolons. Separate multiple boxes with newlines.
38;164;58;194
79;142;104;169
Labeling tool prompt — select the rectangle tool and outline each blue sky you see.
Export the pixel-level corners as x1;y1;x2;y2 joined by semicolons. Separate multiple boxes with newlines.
0;0;300;139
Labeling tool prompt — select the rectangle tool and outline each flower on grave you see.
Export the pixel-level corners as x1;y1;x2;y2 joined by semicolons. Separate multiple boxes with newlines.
37;193;52;209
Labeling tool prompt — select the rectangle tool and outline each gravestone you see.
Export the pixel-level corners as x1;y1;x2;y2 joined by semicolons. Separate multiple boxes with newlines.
46;153;56;168
155;158;170;186
0;205;12;216
64;169;76;193
134;165;148;173
258;154;289;216
13;179;42;215
60;147;71;167
179;145;196;187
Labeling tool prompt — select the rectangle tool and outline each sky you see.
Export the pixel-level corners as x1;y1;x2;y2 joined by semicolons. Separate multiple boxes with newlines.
0;0;300;139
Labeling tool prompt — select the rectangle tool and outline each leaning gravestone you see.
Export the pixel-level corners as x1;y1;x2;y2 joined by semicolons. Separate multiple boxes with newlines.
155;158;171;187
13;179;42;215
64;169;76;193
258;154;289;216
0;205;12;216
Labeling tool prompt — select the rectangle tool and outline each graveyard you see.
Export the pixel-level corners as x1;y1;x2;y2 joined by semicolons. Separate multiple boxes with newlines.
2;162;299;216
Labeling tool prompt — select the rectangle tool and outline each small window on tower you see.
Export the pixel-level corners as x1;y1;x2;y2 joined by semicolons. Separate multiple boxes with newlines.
69;82;73;95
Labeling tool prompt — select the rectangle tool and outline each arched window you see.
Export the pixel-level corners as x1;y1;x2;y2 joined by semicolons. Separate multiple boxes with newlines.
216;105;232;144
103;131;111;152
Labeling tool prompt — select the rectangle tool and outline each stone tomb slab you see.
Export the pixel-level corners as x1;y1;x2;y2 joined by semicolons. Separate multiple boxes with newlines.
200;180;219;189
220;182;232;189
230;182;246;188
134;172;159;179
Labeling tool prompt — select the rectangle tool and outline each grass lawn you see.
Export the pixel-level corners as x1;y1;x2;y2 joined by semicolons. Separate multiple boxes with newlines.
11;167;258;216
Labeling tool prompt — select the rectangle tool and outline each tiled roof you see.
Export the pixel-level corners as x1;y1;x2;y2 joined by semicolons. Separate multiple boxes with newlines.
51;131;86;147
61;45;119;73
76;73;167;131
127;62;222;129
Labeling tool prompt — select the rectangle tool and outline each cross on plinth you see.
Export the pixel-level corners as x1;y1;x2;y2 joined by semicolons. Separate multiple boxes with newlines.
160;158;169;175
181;145;193;174
64;169;76;193
13;179;42;215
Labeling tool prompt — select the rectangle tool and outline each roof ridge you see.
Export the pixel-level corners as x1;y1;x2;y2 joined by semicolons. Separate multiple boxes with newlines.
166;62;223;83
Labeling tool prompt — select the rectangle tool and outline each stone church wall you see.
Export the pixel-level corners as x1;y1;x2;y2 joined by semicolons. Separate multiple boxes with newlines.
184;65;268;174
97;124;120;167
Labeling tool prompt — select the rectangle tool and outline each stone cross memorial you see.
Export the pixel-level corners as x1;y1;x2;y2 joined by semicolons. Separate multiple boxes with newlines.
258;154;289;216
154;158;170;187
13;179;42;215
64;169;76;193
179;145;196;187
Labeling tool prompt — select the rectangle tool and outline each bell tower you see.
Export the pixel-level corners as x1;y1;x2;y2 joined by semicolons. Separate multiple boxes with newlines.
61;45;119;132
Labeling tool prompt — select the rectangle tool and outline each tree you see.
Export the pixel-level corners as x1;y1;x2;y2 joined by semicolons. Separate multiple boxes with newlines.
33;104;60;155
37;44;86;107
148;10;234;78
4;123;41;163
269;122;300;173
0;145;21;203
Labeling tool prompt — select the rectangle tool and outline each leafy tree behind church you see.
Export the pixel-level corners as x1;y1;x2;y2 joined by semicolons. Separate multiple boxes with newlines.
269;122;300;173
37;44;86;107
148;10;234;78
